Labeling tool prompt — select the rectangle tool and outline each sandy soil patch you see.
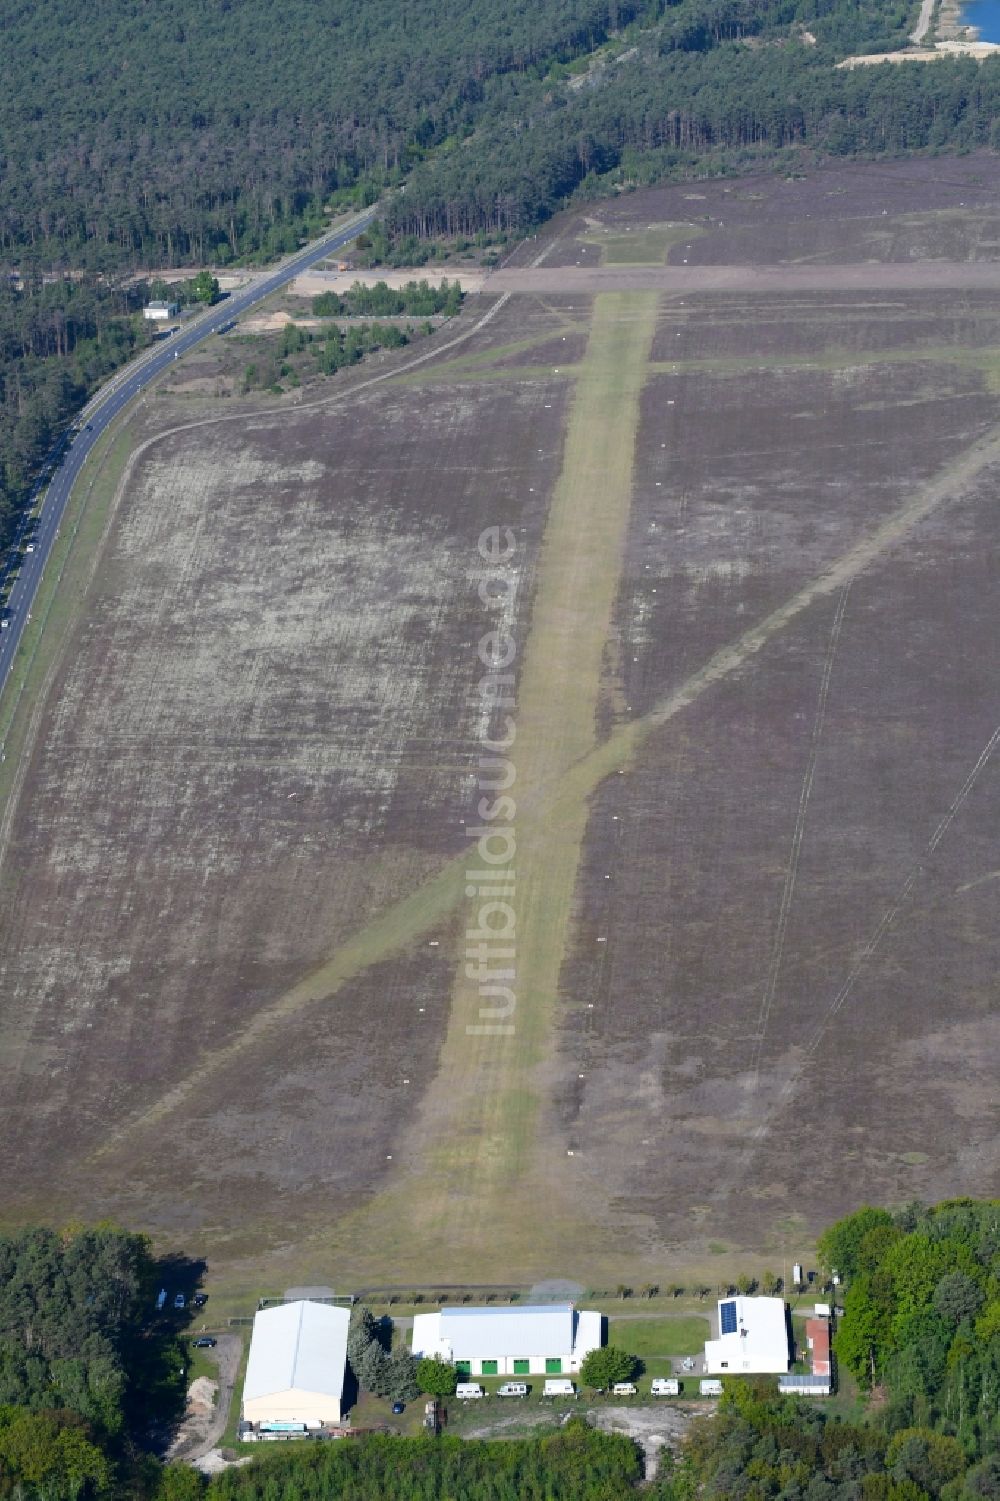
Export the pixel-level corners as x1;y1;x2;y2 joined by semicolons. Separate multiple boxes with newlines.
128;270;251;292
293;267;486;297
838;42;1000;64
591;1407;693;1481
238;311;448;334
167;1335;242;1462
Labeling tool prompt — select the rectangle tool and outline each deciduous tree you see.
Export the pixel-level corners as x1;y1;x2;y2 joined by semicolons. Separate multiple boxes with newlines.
579;1347;637;1391
415;1357;458;1398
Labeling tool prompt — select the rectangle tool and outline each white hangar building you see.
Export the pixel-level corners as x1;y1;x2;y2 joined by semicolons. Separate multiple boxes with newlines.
242;1300;350;1428
704;1295;791;1375
411;1302;602;1377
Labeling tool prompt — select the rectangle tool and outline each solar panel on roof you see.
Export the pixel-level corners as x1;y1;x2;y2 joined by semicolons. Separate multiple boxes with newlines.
720;1301;738;1335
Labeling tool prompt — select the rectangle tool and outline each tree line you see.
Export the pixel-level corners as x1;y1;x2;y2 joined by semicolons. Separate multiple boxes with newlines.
823;1201;1000;1462
657;1380;999;1498
2;0;994;580
310;280;464;318
0;0;947;271
0;1225;199;1501
0;0;657;271
208;1422;645;1501
0;279;144;564
386;45;1000;241
239;318;417;394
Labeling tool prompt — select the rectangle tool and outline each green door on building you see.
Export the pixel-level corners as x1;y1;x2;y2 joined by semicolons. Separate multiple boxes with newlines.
545;1358;562;1373
513;1359;529;1374
482;1360;498;1375
456;1361;471;1375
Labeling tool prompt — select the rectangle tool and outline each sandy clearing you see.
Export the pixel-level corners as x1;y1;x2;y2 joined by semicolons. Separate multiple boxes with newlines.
293;267;486;296
591;1407;693;1481
487;262;1000;293
237;312;329;333
237;311;448;334
839;42;1000;64
126;270;251;291
463;1404;691;1480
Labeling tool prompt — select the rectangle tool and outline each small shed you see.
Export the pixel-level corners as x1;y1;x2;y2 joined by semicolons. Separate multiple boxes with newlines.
143;300;179;321
779;1372;832;1396
805;1316;831;1377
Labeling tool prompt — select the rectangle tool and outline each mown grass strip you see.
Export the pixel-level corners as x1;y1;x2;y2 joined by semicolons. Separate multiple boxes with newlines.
0;423;137;852
430;293;659;1146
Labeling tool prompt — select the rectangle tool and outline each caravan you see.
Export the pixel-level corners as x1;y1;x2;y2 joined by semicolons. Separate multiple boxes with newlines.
542;1379;576;1399
650;1378;680;1397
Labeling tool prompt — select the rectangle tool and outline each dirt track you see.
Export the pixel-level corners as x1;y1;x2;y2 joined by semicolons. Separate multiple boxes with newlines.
487;261;1000;294
167;1335;242;1462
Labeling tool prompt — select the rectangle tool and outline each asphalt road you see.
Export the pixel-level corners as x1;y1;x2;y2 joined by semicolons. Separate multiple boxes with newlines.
0;207;376;697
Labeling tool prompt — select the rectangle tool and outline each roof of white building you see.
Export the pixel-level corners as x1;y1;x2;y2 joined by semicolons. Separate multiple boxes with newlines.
433;1304;578;1360
705;1296;790;1373
779;1373;832;1393
244;1300;349;1403
574;1308;602;1357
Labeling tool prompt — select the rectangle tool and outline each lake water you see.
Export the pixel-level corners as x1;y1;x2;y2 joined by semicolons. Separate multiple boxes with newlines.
959;0;1000;41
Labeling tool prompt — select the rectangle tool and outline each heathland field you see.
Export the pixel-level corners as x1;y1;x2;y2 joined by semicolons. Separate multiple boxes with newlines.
1;157;998;1286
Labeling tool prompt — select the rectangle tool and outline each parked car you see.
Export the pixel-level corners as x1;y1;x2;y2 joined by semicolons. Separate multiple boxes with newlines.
193;1337;217;1348
391;1402;405;1415
174;1293;186;1310
156;1289;168;1311
193;1294;208;1307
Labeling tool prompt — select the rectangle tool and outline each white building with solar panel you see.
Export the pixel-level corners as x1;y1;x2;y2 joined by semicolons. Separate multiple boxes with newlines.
411;1303;602;1378
242;1300;350;1430
703;1295;790;1375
